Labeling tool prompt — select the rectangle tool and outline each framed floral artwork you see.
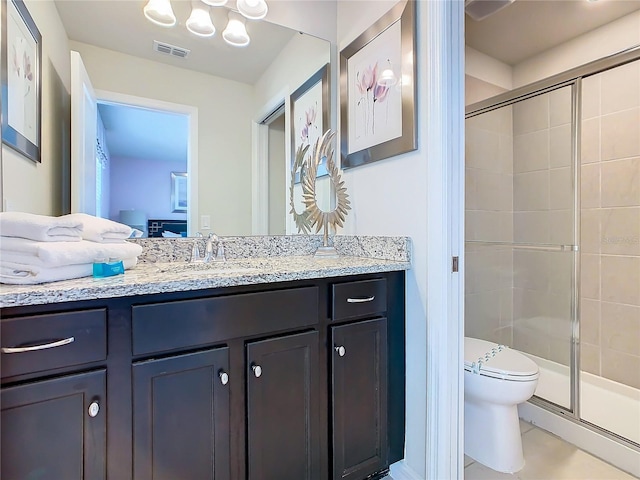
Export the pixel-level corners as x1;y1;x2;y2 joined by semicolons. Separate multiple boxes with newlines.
1;0;41;163
290;63;329;181
340;0;416;169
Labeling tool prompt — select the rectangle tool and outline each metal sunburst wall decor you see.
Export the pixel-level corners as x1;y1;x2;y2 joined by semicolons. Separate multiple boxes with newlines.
302;130;351;256
289;144;312;234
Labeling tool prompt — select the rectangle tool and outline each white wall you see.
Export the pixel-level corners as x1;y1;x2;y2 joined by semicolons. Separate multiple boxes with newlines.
70;41;254;235
514;10;640;87
465;46;512;90
1;0;70;214
265;0;337;43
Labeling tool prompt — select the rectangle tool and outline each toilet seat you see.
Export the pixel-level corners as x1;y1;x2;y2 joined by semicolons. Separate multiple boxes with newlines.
464;337;539;382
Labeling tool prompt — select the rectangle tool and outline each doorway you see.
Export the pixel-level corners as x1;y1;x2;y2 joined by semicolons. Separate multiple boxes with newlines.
94;91;197;237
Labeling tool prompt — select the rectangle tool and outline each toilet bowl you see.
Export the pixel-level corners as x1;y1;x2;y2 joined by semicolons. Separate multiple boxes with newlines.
463;337;539;473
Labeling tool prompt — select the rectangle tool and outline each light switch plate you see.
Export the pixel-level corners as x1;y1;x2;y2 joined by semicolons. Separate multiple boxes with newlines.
200;215;211;230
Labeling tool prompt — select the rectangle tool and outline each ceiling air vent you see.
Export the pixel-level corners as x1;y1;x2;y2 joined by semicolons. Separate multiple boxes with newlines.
153;40;190;59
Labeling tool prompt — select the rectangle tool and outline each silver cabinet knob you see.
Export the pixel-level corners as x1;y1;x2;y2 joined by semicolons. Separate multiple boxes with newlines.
88;401;100;418
219;371;229;385
335;345;346;357
252;364;262;378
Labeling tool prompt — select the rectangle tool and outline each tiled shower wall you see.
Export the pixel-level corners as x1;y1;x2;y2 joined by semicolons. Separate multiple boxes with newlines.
580;61;640;390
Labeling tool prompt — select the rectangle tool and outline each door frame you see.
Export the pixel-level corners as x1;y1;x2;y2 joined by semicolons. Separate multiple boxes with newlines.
94;90;199;236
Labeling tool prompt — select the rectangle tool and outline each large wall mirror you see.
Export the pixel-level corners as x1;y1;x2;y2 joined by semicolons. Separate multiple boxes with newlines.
5;0;332;237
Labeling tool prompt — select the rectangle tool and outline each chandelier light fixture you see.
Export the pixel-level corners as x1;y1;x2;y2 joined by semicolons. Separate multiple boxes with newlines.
143;0;268;47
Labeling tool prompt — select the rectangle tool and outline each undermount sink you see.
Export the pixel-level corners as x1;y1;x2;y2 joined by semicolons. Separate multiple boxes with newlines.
155;262;260;276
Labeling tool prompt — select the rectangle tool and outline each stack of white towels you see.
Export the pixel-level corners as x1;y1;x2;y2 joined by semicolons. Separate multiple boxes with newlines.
0;212;143;285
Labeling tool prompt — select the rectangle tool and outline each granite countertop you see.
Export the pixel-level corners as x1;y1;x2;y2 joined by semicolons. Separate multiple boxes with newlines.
0;251;410;308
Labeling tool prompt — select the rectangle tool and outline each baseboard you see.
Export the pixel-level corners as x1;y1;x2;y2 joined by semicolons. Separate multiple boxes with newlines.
519;402;640;478
389;461;424;480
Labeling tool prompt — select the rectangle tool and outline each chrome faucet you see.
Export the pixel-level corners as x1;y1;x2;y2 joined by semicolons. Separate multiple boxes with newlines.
204;233;215;262
210;233;226;262
190;232;225;263
190;232;204;263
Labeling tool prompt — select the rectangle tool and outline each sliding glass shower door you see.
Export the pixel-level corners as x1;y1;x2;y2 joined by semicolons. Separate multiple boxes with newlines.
466;49;640;448
465;83;577;411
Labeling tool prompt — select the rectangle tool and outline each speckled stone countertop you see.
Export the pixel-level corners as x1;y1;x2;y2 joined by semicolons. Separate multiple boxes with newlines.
0;235;411;308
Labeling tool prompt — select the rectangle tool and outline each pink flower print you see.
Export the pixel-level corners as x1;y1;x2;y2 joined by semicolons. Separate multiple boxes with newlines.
355;60;393;137
305;106;317;128
373;83;389;103
300;105;317;144
11;44;21;78
23;52;33;82
356;62;378;95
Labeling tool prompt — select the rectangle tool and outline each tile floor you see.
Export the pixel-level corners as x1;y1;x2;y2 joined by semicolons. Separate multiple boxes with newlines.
464;421;637;479
384;421;636;480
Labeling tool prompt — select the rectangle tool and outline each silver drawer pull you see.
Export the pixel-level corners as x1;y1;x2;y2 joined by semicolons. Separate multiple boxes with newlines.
346;296;375;303
1;336;75;354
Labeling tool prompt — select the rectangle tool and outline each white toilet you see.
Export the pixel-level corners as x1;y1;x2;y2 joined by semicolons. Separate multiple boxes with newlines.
464;337;539;473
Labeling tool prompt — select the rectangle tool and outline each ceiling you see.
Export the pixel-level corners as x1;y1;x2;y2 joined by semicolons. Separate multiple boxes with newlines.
55;0;299;164
97;103;189;164
54;0;297;85
465;0;640;66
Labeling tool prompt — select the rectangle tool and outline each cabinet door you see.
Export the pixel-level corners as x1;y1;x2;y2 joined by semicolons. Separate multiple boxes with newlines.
332;318;388;480
247;331;320;480
133;348;230;480
1;370;106;480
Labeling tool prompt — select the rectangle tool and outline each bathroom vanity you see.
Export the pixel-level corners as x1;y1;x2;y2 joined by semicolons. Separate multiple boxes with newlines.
0;237;409;480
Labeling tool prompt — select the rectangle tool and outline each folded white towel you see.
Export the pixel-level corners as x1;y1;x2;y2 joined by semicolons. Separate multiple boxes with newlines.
0;257;138;285
0;237;143;268
0;212;83;242
64;213;133;243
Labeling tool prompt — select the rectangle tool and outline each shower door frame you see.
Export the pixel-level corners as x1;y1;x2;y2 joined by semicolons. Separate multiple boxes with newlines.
466;44;640;449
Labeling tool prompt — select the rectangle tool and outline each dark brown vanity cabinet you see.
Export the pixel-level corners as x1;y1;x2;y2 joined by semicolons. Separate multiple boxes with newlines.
330;279;390;480
132;348;231;480
0;271;405;480
331;318;388;480
0;309;108;480
247;331;320;480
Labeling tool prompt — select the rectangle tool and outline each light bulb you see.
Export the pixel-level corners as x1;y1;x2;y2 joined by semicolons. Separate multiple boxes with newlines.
186;3;215;37
143;0;176;27
236;0;268;20
202;0;227;5
223;12;250;47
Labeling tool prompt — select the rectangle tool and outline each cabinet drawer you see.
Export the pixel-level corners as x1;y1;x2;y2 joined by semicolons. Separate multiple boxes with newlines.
332;278;387;321
1;309;107;379
132;286;319;356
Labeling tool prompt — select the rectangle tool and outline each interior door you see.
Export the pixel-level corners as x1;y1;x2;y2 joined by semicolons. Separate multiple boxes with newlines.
70;50;97;215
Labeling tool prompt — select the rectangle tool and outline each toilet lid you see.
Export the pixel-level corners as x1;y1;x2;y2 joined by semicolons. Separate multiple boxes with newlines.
464;337;539;381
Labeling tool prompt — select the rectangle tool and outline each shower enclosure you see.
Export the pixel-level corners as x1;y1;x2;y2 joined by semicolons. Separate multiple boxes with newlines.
465;46;640;448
